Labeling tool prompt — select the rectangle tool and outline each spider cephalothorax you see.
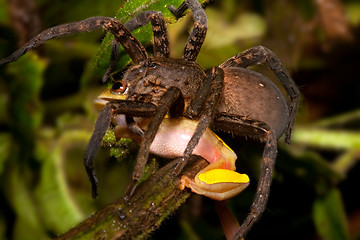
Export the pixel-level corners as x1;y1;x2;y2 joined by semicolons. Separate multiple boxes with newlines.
0;0;299;238
120;57;205;108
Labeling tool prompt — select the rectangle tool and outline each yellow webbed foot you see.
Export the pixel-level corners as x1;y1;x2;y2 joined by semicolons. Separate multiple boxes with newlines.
180;165;249;201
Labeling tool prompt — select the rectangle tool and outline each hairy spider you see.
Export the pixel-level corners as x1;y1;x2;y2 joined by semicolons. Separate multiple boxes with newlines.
0;0;299;238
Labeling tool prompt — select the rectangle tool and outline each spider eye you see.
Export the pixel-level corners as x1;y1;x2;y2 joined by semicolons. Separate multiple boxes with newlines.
111;81;128;95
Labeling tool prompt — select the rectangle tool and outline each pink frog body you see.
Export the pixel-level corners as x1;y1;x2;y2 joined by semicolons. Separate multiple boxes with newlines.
95;88;249;201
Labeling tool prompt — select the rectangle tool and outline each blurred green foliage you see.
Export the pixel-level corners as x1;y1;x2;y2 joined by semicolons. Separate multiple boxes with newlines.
0;0;360;239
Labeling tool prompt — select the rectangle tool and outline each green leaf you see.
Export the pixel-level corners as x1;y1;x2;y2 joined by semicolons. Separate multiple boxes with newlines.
5;53;46;146
292;127;360;150
345;1;360;26
0;133;11;174
313;188;349;240
0;0;9;23
6;166;47;240
34;128;93;234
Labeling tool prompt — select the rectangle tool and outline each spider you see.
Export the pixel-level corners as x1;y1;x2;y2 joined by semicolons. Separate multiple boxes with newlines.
0;0;299;238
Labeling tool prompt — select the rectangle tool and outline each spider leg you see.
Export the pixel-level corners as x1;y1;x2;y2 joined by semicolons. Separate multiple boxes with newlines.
84;103;113;199
174;67;224;174
169;0;207;62
235;131;277;239
103;19;147;65
84;100;157;198
125;11;170;58
169;0;215;18
213;113;270;142
103;11;171;82
102;37;121;83
125;116;145;137
124;86;184;200
185;67;216;117
0;17;148;66
168;1;188;18
220;46;300;143
212;113;277;239
0;17;107;65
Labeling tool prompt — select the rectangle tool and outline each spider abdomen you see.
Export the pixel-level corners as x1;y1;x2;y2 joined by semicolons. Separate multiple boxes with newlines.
217;67;289;138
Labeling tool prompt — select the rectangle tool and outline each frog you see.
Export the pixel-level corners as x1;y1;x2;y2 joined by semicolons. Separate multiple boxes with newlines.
94;85;249;201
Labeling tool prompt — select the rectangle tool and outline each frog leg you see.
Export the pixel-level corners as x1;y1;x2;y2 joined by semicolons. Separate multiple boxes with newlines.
180;158;249;201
